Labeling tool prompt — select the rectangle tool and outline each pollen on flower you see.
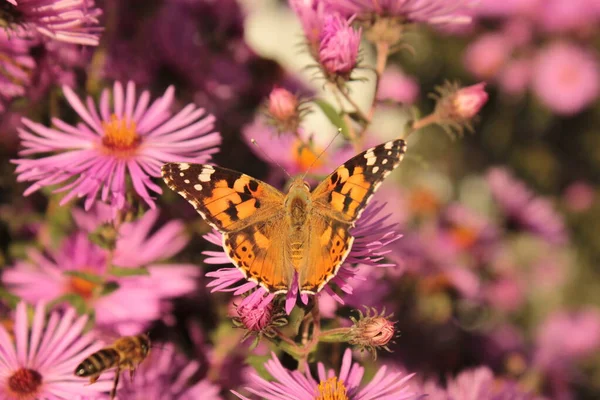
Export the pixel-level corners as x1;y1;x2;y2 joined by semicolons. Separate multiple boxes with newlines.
101;115;141;154
292;140;323;170
316;377;349;400
449;225;478;249
8;368;43;398
67;275;98;299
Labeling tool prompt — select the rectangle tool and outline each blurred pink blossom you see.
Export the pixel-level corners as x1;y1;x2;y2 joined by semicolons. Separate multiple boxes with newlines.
464;33;513;80
563;181;595;212
535;309;600;372
376;66;419;104
531;42;600;115
498;58;532;96
2;208;200;335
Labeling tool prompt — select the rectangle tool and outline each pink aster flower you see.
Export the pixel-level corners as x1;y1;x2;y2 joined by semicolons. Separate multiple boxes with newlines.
233;348;415;400
242;117;355;179
0;30;35;113
486;167;567;244
2;207;200;335
204;202;402;314
325;0;472;26
531;41;600;115
115;343;222;400
288;0;328;54
13;81;221;211
2;0;102;46
318;14;362;80
0;301;112;399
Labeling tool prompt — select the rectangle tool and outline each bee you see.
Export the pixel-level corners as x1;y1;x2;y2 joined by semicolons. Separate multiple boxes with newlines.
74;334;150;399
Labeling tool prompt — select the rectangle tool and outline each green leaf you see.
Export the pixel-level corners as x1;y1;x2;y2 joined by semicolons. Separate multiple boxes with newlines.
101;281;120;296
108;266;150;277
88;223;118;250
246;354;272;380
313;99;350;139
0;288;20;308
49;293;88;314
63;270;104;284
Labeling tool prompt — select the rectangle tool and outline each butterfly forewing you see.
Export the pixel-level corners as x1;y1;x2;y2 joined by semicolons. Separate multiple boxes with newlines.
161;163;284;232
311;139;407;224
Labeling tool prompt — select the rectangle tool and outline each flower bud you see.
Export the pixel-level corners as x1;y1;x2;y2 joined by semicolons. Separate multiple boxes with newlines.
318;14;361;81
268;88;299;121
236;301;274;332
451;82;488;119
232;299;287;342
430;81;489;135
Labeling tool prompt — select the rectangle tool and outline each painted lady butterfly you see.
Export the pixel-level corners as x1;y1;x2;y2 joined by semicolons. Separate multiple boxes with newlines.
162;139;406;295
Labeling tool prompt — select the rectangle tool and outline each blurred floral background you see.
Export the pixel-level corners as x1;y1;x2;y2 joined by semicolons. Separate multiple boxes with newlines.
1;0;599;399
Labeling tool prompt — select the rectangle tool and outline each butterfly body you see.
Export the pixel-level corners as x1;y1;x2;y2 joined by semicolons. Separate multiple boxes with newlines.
162;139;407;295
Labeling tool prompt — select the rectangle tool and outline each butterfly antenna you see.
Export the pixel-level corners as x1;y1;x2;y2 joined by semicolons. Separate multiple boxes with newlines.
250;139;292;179
302;128;342;180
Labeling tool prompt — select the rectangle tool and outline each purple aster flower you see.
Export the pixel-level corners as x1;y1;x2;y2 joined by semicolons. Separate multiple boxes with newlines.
233;348;415;399
531;41;599;116
324;0;472;29
13;81;221;212
0;301;112;399
115;343;222;399
204;202;402;314
0;30;35;113
2;207;200;335
318;14;362;81
486;168;567;244
1;0;102;46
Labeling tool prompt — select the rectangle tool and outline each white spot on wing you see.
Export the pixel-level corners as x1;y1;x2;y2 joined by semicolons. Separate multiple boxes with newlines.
384;141;394;149
179;163;190;171
184;179;190;184
194;184;202;191
372;166;379;173
382;159;388;165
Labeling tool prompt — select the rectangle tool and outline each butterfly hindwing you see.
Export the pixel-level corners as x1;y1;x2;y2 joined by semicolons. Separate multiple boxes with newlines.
223;219;293;293
298;216;354;294
311;139;407;223
161;163;284;232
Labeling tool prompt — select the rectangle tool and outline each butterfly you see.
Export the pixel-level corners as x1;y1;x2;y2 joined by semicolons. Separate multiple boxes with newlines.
161;139;406;295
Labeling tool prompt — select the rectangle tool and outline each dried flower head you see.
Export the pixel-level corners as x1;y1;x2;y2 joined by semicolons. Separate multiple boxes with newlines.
348;307;397;358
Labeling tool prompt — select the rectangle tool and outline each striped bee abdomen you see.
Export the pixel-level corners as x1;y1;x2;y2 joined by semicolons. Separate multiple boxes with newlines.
74;348;120;377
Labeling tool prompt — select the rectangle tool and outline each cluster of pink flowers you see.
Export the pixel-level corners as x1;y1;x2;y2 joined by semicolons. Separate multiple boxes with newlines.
464;0;600;115
0;0;597;399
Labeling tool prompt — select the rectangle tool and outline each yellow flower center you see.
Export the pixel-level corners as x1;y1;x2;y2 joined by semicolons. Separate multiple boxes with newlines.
292;140;323;171
8;368;42;399
315;377;349;400
101;115;141;155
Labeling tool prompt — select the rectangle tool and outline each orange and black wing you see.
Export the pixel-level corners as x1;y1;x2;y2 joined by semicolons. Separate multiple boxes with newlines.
311;139;407;223
161;163;284;232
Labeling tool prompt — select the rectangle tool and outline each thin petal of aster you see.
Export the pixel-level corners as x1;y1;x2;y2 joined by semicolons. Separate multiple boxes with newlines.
62;85;103;134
